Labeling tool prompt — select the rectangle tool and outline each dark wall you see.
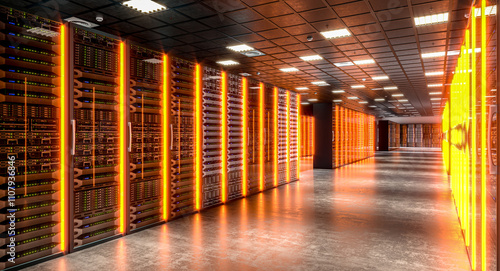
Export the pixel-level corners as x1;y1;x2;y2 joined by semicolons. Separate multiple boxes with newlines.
378;120;389;151
313;103;333;168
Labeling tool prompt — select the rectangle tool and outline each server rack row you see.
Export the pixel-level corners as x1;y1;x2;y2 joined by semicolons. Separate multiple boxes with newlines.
0;9;302;269
300;115;314;157
332;105;375;168
399;124;441;148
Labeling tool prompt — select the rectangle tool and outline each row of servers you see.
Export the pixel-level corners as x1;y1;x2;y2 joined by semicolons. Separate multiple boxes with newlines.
332;105;376;168
0;8;302;269
388;123;442;148
301;115;314;157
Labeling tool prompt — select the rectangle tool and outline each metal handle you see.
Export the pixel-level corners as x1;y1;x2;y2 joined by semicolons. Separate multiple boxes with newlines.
71;119;76;156
247;128;250;146
128;122;132;152
170;124;173;150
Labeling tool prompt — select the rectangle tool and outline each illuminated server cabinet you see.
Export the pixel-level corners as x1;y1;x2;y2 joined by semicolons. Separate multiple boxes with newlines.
0;7;303;269
0;8;62;269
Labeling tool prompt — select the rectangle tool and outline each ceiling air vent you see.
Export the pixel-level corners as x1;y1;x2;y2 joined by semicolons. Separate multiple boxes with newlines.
64;17;99;28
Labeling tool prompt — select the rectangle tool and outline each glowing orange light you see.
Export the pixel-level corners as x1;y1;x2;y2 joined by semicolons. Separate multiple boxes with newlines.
119;42;126;233
242;78;248;197
296;94;300;178
259;83;265;191
274;87;278;187
480;0;486;268
162;54;169;220
286;91;290;183
471;6;477;268
221;72;227;203
195;64;202;210
59;23;66;251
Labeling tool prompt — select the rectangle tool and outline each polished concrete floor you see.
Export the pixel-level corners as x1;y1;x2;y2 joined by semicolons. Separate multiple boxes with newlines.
30;150;471;270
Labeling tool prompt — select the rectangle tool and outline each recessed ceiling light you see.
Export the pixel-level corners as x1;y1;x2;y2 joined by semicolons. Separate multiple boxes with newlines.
403;103;411;106
308;98;318;102
398;99;409;102
227;44;254;52
312;81;330;86
334;61;354;67
429;92;441;95
249;86;261;89
374;98;385;101
430;98;441;100
425;71;444;76
216;60;239;66
414;12;449;26
300;55;323;61
353;59;375;65
351;85;365;89
474;5;497;17
372;76;389;80
332;90;345;93
301;102;310;105
428;84;443;87
384;86;398;90
320;29;351;39
333;99;343;103
372;88;383;90
280;67;299;72
392;94;404;97
123;0;167;14
296;87;309;90
347;96;358;100
421;51;446;58
369;105;377;108
239;73;252;76
358;101;368;104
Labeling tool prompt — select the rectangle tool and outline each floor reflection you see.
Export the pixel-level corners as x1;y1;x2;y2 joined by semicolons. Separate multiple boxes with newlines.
30;151;470;271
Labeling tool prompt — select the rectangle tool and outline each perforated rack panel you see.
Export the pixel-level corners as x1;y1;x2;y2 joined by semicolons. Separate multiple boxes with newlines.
170;57;195;218
0;7;62;269
226;73;243;200
128;45;163;230
72;27;121;247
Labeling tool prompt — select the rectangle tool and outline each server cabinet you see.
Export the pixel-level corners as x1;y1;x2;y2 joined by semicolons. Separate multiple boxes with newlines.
70;26;125;247
247;81;260;195
0;7;63;268
128;45;164;230
289;92;298;182
263;84;274;189
169;57;195;218
226;73;243;201
278;88;287;185
201;66;222;208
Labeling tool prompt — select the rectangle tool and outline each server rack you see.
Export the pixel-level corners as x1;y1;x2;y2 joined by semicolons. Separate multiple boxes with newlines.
128;45;164;231
289;92;298;182
226;73;243;201
0;7;63;269
247;81;260;195
70;26;125;247
169;57;195;218
263;84;274;189
278;88;287;186
201;66;222;208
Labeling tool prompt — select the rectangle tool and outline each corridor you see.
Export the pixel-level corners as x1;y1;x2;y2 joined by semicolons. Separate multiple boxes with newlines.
30;150;470;271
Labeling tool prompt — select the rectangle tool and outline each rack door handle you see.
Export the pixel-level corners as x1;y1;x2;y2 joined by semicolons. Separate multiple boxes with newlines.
128;122;132;152
170;124;173;150
71;119;76;156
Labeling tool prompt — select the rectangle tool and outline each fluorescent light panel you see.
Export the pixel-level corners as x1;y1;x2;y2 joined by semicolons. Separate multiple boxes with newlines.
474;5;497;17
295;87;309;90
332;90;345;93
353;59;375;65
428;84;443;87
334;61;354;67
347;96;358;100
374;98;385;101
217;60;239;66
425;71;444;76
321;29;351;39
372;76;389;80
227;44;254;52
358;101;368;104
414;12;449;26
312;81;330;86
392;94;404;97
351;85;365;89
429;92;441;95
333;99;342;103
280;67;299;72
123;0;167;13
421;51;446;58
300;55;323;61
384;86;398;90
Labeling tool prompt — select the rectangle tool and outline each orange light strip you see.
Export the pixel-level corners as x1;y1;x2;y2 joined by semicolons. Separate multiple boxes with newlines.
286;91;290;183
242;78;248;197
480;0;486;268
119;42;126;234
259;83;265;191
471;6;477;267
312;114;315;156
335;105;339;167
195;64;202;210
274;87;278;187
162;54;169;220
296;94;300;178
59;24;66;251
221;72;227;203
